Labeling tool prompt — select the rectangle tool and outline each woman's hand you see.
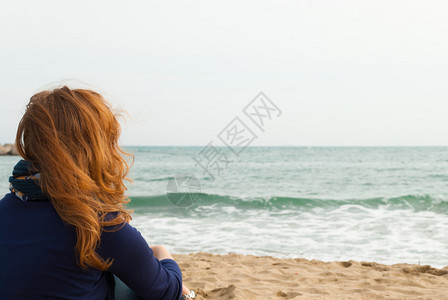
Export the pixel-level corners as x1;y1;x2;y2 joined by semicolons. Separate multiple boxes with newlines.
182;284;191;296
150;246;193;298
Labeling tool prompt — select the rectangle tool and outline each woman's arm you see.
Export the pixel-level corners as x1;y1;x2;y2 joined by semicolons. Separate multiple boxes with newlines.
97;223;183;300
150;245;192;297
150;245;174;260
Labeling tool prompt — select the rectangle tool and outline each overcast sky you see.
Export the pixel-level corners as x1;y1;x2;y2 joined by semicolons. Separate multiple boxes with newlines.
1;0;448;146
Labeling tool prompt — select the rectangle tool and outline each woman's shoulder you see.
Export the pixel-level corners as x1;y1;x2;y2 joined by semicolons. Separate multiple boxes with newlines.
0;192;52;215
0;192;25;209
99;214;146;245
1;192;50;206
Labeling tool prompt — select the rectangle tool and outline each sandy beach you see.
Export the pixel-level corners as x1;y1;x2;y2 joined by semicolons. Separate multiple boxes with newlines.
174;253;448;299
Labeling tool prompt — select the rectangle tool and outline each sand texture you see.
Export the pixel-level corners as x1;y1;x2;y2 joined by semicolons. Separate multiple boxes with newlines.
173;253;448;300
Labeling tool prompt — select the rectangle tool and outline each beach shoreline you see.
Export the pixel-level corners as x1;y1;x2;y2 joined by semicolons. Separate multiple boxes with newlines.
174;252;448;299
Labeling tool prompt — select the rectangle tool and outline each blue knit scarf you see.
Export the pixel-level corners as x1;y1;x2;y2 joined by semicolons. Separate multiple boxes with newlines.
9;160;47;201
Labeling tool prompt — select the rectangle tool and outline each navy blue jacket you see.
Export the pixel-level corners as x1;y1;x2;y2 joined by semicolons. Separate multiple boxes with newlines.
0;192;182;300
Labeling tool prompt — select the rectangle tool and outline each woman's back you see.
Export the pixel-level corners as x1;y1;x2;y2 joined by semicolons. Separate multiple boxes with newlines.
0;192;108;299
0;187;183;300
0;86;187;299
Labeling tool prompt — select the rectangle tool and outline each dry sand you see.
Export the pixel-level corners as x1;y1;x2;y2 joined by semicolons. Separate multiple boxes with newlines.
173;253;448;300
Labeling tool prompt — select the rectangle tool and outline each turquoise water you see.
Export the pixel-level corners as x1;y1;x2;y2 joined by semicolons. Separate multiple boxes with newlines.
2;147;448;267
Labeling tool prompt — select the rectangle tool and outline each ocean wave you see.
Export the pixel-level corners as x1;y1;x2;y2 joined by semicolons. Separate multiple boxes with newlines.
128;193;448;212
147;176;174;182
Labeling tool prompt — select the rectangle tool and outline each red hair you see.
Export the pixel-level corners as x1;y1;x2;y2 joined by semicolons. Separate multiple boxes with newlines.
15;86;133;270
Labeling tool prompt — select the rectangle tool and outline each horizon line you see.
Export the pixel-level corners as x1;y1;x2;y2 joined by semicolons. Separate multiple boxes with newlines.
121;145;448;147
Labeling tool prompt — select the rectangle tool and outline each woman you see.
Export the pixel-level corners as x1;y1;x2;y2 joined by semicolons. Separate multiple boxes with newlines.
0;86;195;300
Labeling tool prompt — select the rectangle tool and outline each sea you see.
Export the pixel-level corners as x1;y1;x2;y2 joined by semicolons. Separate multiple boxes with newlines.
1;146;448;268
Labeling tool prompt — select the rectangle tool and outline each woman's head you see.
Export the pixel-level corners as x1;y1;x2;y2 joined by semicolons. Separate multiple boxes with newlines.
16;86;133;270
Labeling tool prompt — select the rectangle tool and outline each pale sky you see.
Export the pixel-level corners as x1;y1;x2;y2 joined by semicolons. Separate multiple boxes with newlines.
1;0;448;146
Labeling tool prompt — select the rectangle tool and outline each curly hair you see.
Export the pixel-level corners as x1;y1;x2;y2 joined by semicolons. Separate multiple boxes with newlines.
15;86;133;270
